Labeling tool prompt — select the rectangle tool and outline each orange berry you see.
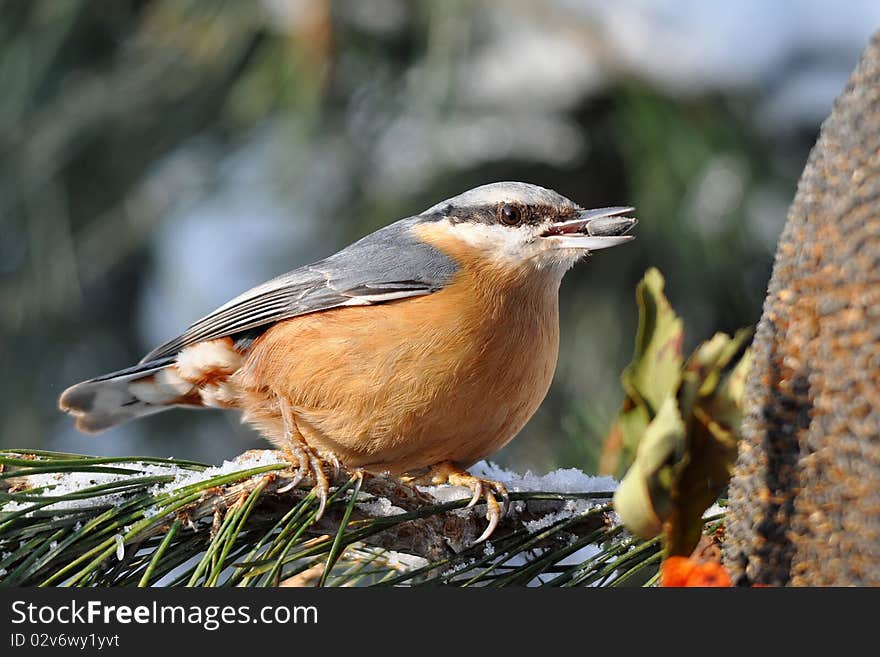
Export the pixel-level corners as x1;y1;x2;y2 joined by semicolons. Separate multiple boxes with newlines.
685;562;732;587
660;556;697;587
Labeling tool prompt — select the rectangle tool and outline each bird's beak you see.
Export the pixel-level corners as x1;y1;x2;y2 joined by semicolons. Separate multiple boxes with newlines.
541;207;637;250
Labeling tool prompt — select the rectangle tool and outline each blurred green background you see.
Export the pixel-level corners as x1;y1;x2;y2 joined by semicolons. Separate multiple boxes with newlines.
2;0;877;472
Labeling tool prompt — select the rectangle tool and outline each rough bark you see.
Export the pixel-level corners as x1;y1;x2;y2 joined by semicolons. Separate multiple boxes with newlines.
723;31;880;585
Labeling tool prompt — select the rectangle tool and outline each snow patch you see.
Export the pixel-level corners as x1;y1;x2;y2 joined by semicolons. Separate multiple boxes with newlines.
417;462;617;534
469;462;618;494
0;451;287;517
0;464;185;515
441;559;475;578
356;497;406;517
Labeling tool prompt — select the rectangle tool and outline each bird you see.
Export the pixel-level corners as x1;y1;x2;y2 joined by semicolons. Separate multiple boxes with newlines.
59;182;636;541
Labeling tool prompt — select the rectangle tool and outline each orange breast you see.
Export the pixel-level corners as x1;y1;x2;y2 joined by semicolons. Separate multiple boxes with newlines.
235;227;561;474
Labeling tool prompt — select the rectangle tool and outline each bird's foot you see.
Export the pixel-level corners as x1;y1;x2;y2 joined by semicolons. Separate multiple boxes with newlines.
407;461;509;543
278;441;335;520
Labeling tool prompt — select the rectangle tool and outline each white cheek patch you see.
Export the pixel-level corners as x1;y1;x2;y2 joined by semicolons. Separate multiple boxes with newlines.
443;221;537;265
177;339;243;383
438;220;587;275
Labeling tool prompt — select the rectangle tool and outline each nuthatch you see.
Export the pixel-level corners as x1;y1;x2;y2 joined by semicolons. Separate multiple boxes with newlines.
60;182;636;540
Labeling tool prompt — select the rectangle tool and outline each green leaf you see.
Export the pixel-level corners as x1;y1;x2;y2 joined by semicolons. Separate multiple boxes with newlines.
605;401;651;479
623;268;685;415
613;397;686;539
678;327;752;418
606;268;752;555
614;268;685;469
702;344;752;431
664;339;751;556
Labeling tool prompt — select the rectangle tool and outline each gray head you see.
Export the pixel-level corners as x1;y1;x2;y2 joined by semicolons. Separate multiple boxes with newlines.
417;182;637;272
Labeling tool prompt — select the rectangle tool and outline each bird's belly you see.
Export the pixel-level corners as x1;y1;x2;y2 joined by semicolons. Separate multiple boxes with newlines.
297;342;557;474
238;274;560;474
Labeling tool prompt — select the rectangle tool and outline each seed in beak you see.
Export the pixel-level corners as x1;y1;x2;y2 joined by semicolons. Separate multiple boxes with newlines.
584;215;638;237
543;207;637;237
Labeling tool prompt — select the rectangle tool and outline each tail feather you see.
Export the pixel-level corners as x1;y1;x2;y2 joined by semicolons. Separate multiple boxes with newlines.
59;357;194;433
60;338;246;433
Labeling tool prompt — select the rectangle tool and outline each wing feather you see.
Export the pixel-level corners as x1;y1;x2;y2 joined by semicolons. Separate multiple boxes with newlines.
140;218;456;362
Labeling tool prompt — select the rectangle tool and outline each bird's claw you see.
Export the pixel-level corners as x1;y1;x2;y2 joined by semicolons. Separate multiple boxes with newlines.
327;453;341;479
446;471;509;543
281;442;333;520
403;462;511;542
307;448;330;519
466;481;482;508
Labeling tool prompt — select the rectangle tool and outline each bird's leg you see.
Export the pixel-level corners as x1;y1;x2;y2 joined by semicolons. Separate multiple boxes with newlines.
277;398;332;519
405;461;510;543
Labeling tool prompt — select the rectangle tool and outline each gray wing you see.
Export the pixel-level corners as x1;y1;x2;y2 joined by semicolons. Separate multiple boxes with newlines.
140;217;457;362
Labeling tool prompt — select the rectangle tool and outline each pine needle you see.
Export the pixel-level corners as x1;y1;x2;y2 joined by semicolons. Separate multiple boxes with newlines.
0;448;700;588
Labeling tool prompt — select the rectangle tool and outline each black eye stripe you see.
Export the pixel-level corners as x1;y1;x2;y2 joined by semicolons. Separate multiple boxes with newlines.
444;203;571;225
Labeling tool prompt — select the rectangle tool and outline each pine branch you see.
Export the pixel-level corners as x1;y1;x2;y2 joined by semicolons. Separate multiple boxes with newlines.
0;449;649;587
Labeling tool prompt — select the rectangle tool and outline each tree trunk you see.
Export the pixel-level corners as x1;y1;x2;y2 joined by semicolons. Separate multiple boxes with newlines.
723;31;880;586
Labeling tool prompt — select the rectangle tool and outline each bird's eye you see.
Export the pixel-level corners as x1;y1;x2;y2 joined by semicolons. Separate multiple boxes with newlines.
499;204;522;226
